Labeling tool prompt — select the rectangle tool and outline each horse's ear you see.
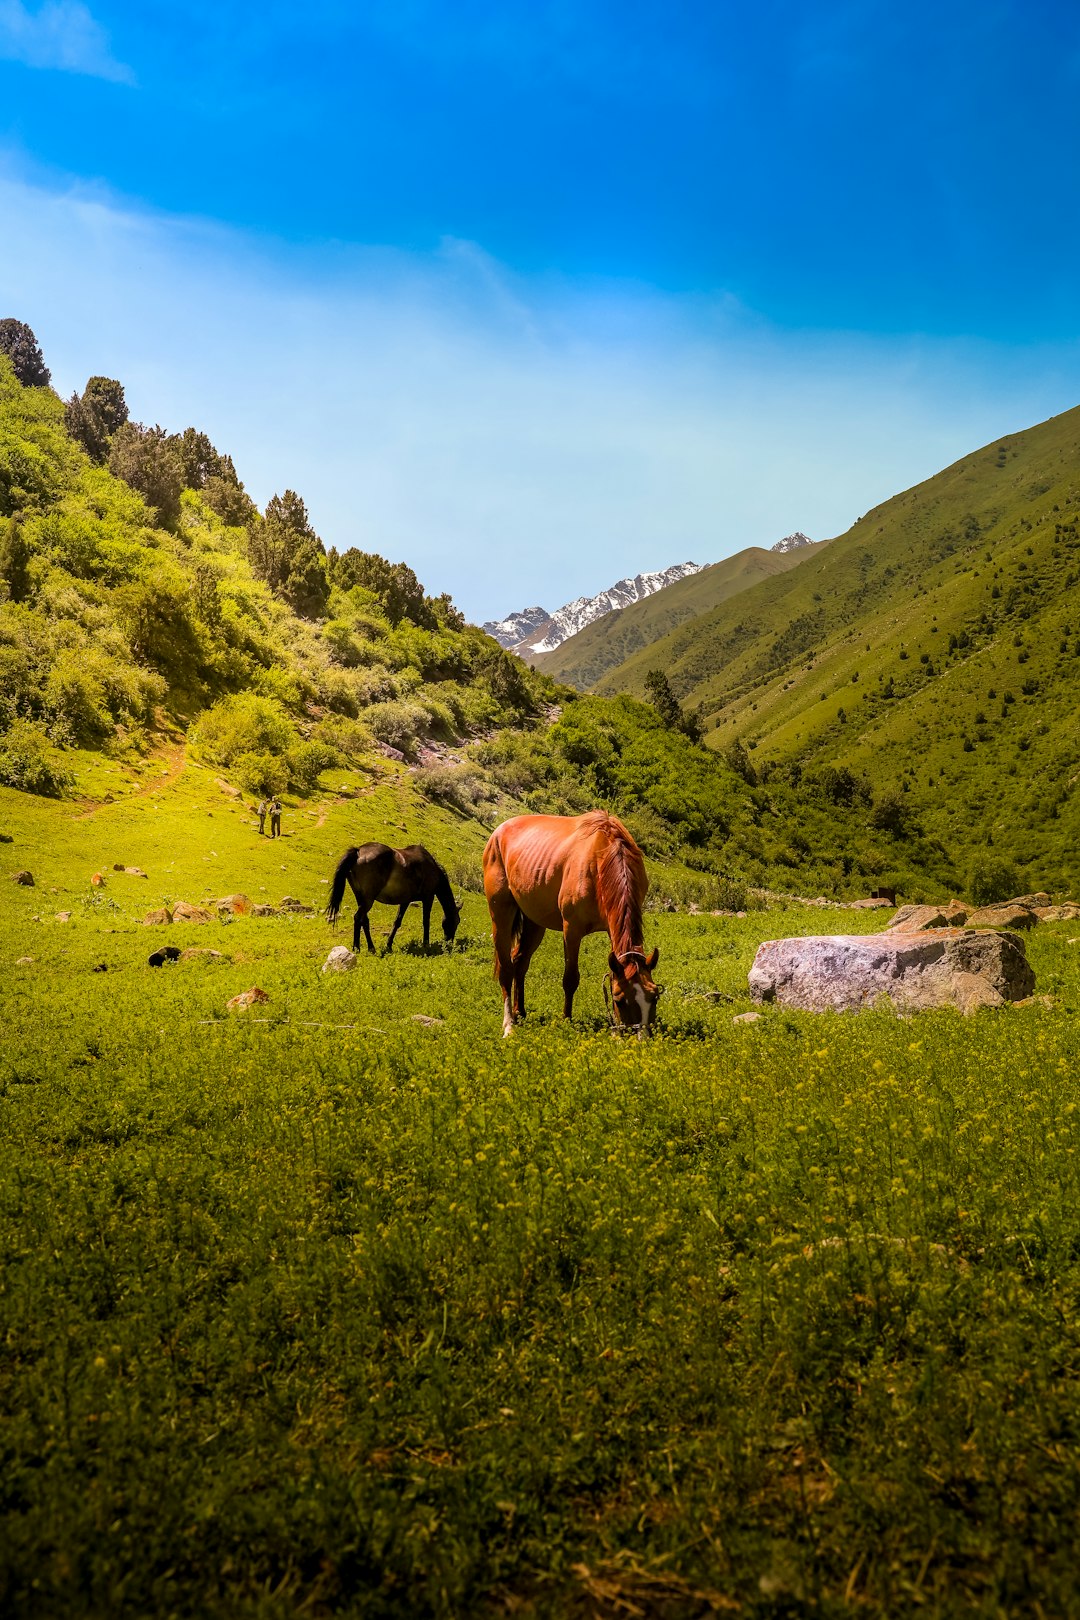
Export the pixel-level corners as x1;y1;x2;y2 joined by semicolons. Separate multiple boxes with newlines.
646;947;659;971
608;950;622;976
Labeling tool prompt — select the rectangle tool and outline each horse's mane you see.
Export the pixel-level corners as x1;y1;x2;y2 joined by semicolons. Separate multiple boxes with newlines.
591;814;647;954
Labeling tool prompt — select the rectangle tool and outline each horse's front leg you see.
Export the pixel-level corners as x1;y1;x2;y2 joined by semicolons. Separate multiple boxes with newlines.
422;896;433;949
385;902;409;952
561;924;583;1020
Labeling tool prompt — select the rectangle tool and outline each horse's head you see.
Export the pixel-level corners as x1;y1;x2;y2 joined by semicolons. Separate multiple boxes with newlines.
442;894;464;942
608;947;661;1036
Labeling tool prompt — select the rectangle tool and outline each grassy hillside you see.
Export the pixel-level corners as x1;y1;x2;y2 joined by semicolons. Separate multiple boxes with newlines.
597;405;1080;894
3;344;1003;904
531;541;827;689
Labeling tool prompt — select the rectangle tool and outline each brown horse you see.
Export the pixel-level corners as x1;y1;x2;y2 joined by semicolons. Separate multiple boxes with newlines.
326;843;461;953
483;810;661;1037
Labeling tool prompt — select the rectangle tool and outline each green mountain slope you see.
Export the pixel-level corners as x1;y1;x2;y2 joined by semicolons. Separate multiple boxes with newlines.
597;404;1080;889
531;541;827;689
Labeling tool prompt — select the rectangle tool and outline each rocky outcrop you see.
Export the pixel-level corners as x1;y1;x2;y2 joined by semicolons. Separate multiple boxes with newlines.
215;894;253;915
966;903;1038;931
279;896;315;915
143;907;172;925
749;929;1034;1015
113;864;148;877
1035;903;1080;922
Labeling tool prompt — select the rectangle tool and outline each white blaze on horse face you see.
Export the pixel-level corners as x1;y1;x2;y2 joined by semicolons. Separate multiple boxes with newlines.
632;984;650;1028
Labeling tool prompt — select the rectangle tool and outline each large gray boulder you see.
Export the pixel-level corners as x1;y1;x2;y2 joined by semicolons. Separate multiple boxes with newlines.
322;946;356;973
749;929;1034;1015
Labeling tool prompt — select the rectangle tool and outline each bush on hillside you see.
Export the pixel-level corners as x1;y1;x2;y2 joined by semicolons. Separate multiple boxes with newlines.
364;699;429;755
287;739;339;789
233;750;288;797
969;856;1022;907
0;719;73;795
416;763;489;813
190;693;296;768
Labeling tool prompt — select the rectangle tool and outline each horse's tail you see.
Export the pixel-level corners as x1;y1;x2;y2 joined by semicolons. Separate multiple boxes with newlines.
326;848;358;925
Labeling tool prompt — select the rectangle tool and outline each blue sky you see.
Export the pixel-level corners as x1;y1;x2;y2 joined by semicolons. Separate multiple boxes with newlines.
3;1;1080;620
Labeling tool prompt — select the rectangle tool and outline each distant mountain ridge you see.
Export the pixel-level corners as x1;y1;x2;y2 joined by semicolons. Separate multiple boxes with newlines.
483;562;702;656
531;537;827;691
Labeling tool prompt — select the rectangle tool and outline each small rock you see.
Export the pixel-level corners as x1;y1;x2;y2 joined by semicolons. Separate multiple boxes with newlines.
143;908;173;926
215;778;241;798
171;901;213;924
55;911;72;922
733;1011;762;1025
92;963;108;973
91;872;105;888
113;865;149;877
322;946;356;973
215;893;253;915
1011;994;1057;1009
148;946;182;968
0;832;12;843
11;870;34;886
227;987;270;1011
251;904;280;918
887;904;952;932
15;955;33;965
178;948;226;961
410;1013;445;1027
279;896;314;914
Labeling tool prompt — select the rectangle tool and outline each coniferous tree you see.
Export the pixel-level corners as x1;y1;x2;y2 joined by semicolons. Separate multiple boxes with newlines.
248;490;329;618
108;423;184;527
82;376;128;435
64;391;110;462
0;319;50;387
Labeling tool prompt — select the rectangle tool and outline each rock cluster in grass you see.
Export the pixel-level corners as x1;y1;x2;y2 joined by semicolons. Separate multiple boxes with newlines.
749;929;1035;1015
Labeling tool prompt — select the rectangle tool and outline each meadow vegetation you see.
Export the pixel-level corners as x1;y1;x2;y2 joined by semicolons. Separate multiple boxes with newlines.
2;769;1080;1617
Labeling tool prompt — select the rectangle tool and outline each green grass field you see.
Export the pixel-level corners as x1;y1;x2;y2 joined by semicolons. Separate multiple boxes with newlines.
4;771;1080;1617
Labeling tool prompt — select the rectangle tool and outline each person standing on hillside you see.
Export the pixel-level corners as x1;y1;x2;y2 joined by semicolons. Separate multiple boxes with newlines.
256;798;268;835
270;797;282;838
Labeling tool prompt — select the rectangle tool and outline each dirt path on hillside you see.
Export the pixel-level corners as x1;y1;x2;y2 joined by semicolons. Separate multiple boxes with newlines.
74;743;188;819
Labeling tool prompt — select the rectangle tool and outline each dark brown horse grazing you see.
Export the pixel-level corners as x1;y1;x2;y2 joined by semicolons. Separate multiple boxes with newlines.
326;843;461;953
483;810;661;1037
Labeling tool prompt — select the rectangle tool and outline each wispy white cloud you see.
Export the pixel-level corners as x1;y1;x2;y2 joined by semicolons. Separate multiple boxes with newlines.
0;0;133;83
1;160;1078;623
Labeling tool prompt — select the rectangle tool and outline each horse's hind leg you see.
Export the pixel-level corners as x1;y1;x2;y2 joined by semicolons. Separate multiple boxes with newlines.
354;905;375;954
421;896;433;948
487;896;519;1037
512;918;545;1020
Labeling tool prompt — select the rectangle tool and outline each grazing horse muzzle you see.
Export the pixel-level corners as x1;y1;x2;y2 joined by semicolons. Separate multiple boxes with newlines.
607;947;661;1037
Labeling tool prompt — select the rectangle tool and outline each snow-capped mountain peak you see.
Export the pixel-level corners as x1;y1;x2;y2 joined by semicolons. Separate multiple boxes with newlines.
770;532;814;554
483;563;703;656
